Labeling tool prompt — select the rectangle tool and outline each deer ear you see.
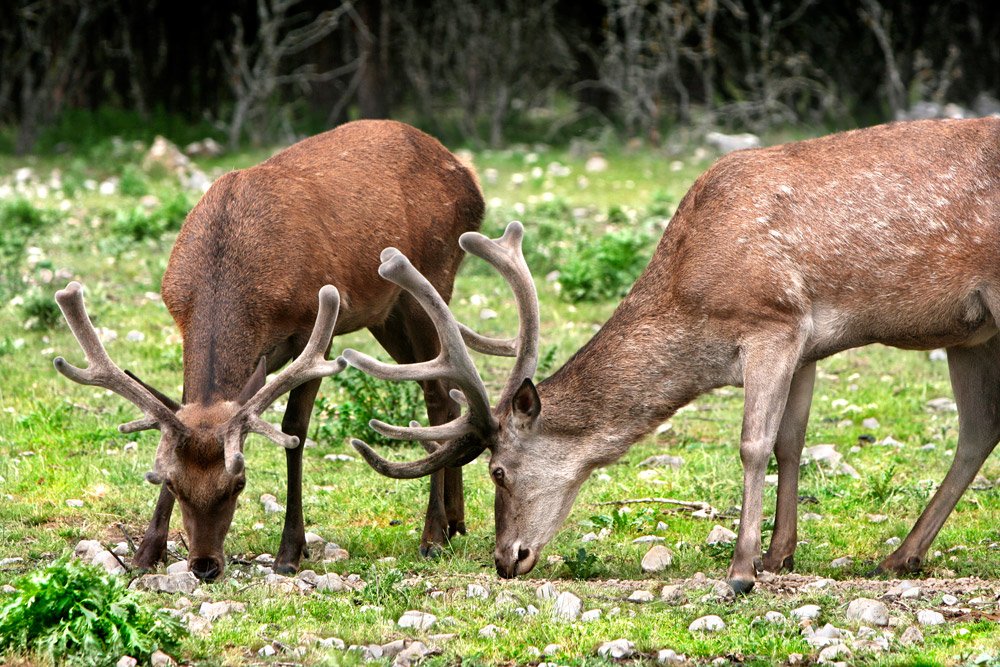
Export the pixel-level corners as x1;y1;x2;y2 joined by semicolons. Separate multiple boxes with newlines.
124;370;181;412
511;378;541;423
237;357;267;405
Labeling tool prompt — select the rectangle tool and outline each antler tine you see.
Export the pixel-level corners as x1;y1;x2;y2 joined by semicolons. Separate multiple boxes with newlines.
53;282;182;433
351;436;485;479
458;221;540;403
231;286;345;465
342;249;496;440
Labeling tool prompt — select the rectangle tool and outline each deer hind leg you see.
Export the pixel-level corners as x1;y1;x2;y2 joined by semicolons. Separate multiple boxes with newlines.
274;377;323;574
878;336;1000;574
133;484;176;570
369;295;464;558
762;361;816;574
728;333;805;594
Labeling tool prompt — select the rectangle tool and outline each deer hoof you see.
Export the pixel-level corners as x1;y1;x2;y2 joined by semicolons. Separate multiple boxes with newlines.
448;520;467;538
728;578;756;595
762;552;794;573
274;561;299;575
419;542;443;559
876;554;923;575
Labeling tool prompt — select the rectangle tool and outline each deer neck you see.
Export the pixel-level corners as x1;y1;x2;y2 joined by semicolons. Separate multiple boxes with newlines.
537;298;726;465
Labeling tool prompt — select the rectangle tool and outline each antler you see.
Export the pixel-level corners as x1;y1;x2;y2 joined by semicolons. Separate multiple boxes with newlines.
222;285;346;474
344;221;539;478
53;282;185;435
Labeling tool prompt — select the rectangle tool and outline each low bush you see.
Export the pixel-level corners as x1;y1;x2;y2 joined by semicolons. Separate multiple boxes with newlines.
0;198;59;299
314;367;426;449
558;227;653;302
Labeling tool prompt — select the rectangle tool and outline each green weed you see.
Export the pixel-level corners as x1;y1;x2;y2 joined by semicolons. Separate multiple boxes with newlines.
561;547;603;579
314;367;426;449
558;228;653;302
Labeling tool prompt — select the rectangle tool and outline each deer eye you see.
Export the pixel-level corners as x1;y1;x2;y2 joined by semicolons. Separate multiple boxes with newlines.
491;467;505;485
233;479;246;494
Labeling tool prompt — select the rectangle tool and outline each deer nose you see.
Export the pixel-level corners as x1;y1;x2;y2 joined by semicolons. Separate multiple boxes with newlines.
190;557;223;582
495;543;534;579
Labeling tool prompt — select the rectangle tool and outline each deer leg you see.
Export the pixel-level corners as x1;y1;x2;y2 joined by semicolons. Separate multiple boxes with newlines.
274;377;322;575
133;484;175;570
878;338;1000;574
762;361;816;573
370;297;463;557
728;340;802;594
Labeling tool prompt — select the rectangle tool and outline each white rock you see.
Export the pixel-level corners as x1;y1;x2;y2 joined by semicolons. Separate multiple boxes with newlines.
660;584;686;603
260;493;284;513
791;604;821;620
705;131;761;153
830;556;852;568
764;611;786;623
885;536;902;546
66;499;84;508
807;623;843;648
318;637;346;649
536;582;558;600
633;535;666;544
323;543;350;561
304;531;325;545
628;590;655;602
585;155;609;173
916;609;945;626
90;550;125;575
543;644;561;656
553;591;582;620
150;650;175;666
862;417;880;429
706;525;737;545
638;454;685;468
116;657;138;667
398;610;437;630
581;609;602;622
845;598;889;626
941;594;958;606
802;512;823;521
394;640;431;666
597;639;634;659
257;645;276;657
818;644;851;663
478;624;501;638
131;573;198;595
641;545;674;572
75;539;106;561
315;573;346;591
467;583;489;599
802;578;835;591
581;532;599;542
199;600;245;620
688;614;726;632
901;587;922;600
657;649;686;664
166;560;189;574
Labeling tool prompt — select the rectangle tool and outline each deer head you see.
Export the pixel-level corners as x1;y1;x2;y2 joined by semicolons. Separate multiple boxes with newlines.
54;282;345;581
343;222;576;577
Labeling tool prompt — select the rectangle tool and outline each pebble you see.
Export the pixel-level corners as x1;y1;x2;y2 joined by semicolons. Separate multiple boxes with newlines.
394;641;431;667
304;531;325;545
660;584;686;603
257;645;276;657
199;600;245;620
130;572;198;595
657;649;686;664
597;639;634;659
901;587;922;600
467;583;489;599
706;525;737;545
543;644;561;656
66;499;84;507
91;550;125;575
791;604;821;620
478;624;501;638
74;539;104;561
861;417;880;429
536;582;558;599
641;545;674;572
638;454;685;468
710;580;735;601
818;644;851;663
916;609;945;626
885;537;901;546
260;493;284;513
116;658;138;667
802;512;823;521
688;614;726;632
581;532;599;542
941;594;958;606
845;598;889;626
802;578;834;591
764;611;786;623
150;651;175;667
830;556;852;568
553;591;582;620
323;543;350;561
633;535;665;544
806;623;842;648
628;590;655;603
398;610;437;630
166;560;189;574
581;609;602;622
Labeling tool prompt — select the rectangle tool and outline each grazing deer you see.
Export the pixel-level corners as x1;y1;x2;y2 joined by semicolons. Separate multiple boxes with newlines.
54;120;485;581
344;117;1000;593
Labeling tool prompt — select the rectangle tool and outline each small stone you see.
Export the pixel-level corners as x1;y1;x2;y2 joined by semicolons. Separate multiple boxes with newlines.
710;580;735;601
706;525;737;545
526;604;539;615
150;651;175;667
845;598;889;626
166;560;189;574
633;535;665;544
536;582;558;600
394;641;431;667
688;614;725;632
543;644;561;656
807;623;843;648
660;584;686;603
803;578;835;591
638;454;685;468
656;521;668;531
581;609;602;622
941;594;958;606
830;556;852;568
628;589;655;602
199;600;245;620
257;645;276;657
861;417;880;429
315;573;346;592
764;611;786;623
787;654;804;665
304;531;325;545
74;539;104;561
925;397;957;412
553;591;582;620
802;512;823;521
901;586;921;600
641;545;674;572
323;544;350;562
318;637;346;649
131;573;198;595
478;624;501;638
116;657;138;667
581;532;599;542
111;542;130;556
597;639;634;659
467;583;489;599
916;609;945;626
91;550;125;575
657;649;686;664
818;644;851;663
66;499;84;507
885;536;902;546
791;604;821;620
380;639;406;659
398;610;437;630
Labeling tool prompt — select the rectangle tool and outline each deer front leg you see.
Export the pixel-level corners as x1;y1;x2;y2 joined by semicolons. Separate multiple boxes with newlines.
728;342;801;594
134;484;176;570
762;362;816;573
274;377;323;574
418;379;464;557
878;341;1000;573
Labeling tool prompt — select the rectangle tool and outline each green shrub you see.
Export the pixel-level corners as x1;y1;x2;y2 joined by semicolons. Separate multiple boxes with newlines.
0;198;58;299
314;367;426;448
561;547;602;579
557;228;652;302
20;289;62;331
119;165;149;197
0;557;186;666
648;189;676;218
110;192;190;244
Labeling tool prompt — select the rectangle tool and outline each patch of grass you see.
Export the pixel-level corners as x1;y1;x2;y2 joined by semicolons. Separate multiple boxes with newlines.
561;547;603;579
558;227;654;302
0;198;58;299
0;557;186;666
314;367;426;449
18;288;62;331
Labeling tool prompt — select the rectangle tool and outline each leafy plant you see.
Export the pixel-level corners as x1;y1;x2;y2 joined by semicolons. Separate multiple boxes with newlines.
118;165;149;197
865;464;902;506
0;557;186;666
20;288;62;330
109;192;190;244
558;228;652;302
314;367;426;448
561;547;602;579
584;506;656;533
0;198;58;299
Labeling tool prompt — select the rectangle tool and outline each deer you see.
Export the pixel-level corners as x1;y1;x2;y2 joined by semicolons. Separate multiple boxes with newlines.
54;119;485;581
342;117;1000;593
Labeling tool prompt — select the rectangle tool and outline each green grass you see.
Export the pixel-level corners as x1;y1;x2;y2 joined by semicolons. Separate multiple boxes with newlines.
0;133;998;666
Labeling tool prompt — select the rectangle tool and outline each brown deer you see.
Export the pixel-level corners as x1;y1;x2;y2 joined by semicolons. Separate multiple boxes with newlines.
54;120;485;581
344;117;1000;593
